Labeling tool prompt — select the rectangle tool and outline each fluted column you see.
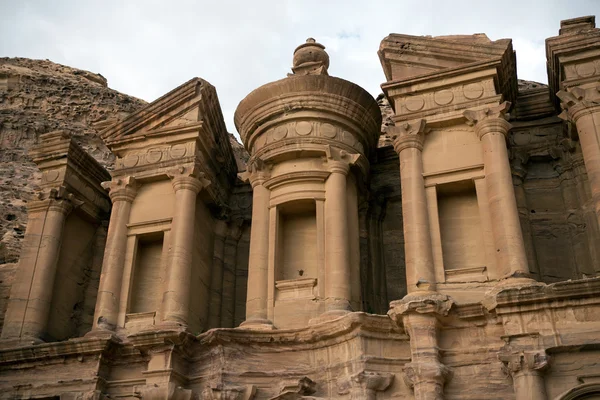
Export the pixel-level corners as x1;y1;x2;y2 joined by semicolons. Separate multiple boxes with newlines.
390;120;436;293
2;187;79;342
558;86;600;228
90;177;137;333
464;102;529;279
240;161;273;329
324;160;353;314
161;167;210;328
499;349;549;400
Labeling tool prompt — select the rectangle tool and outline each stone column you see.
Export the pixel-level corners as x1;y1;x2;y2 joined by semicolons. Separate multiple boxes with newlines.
464;102;530;279
558;86;600;228
3;187;78;342
161;167;210;328
90;177;137;333
240;162;273;329
499;349;549;400
324;159;353;314
389;293;453;400
390;120;436;293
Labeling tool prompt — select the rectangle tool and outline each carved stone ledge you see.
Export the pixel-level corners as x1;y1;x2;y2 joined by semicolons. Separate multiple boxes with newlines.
270;377;320;400
141;385;196;400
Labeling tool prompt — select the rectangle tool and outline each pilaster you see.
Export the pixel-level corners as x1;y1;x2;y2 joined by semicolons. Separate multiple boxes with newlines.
1;187;82;343
2;129;110;344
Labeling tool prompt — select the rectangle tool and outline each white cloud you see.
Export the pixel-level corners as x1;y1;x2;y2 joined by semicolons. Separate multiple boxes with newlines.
1;0;598;136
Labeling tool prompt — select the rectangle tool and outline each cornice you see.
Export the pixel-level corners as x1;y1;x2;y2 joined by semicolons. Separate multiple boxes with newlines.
492;276;600;313
197;312;405;351
101;78;201;143
0;336;119;365
235;74;381;157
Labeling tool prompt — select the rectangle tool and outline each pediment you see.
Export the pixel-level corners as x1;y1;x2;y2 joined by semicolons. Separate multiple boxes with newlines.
101;78;207;146
379;33;514;83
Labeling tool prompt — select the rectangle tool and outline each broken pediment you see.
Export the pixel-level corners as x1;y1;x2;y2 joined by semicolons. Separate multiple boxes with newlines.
379;33;513;81
379;32;518;116
100;77;226;147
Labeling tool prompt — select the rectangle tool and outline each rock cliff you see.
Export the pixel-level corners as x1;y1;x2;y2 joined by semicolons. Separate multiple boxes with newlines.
0;58;151;329
0;58;147;265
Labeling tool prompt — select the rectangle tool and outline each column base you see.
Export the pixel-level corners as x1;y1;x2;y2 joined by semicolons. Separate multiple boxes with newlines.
308;309;351;325
239;318;274;331
84;327;120;341
497;271;539;287
0;336;44;349
155;320;189;333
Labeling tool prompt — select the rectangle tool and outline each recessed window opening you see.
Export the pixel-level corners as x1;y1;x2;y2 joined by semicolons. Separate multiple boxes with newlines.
437;180;485;271
278;200;317;281
129;231;165;313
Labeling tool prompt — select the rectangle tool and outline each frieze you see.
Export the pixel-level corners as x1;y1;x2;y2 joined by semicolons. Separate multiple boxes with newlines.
116;142;195;170
394;79;495;117
255;121;365;155
563;59;600;82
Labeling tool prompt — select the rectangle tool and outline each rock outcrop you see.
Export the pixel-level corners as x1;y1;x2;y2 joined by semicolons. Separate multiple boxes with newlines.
0;58;148;329
0;58;147;265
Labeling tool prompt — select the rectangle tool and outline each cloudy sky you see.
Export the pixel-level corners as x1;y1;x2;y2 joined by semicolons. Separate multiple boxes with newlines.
1;0;598;134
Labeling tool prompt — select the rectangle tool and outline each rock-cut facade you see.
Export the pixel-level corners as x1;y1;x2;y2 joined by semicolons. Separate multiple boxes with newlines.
1;15;600;400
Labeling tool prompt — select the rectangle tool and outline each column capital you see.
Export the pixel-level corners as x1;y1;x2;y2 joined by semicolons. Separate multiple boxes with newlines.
238;158;272;188
403;360;453;392
498;349;550;378
464;102;512;140
337;370;394;397
101;176;138;203
388;292;454;326
388;119;429;153
28;186;83;215
557;85;600;122
201;384;256;400
322;145;359;175
168;166;211;193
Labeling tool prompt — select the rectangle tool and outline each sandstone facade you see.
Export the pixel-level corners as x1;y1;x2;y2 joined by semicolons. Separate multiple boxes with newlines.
1;16;600;400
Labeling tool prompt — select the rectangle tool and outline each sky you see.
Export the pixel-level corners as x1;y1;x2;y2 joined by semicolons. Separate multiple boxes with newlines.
1;0;598;135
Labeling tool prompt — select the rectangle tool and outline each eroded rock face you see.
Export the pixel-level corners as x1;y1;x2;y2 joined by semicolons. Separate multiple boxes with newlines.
0;58;148;328
0;58;146;265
